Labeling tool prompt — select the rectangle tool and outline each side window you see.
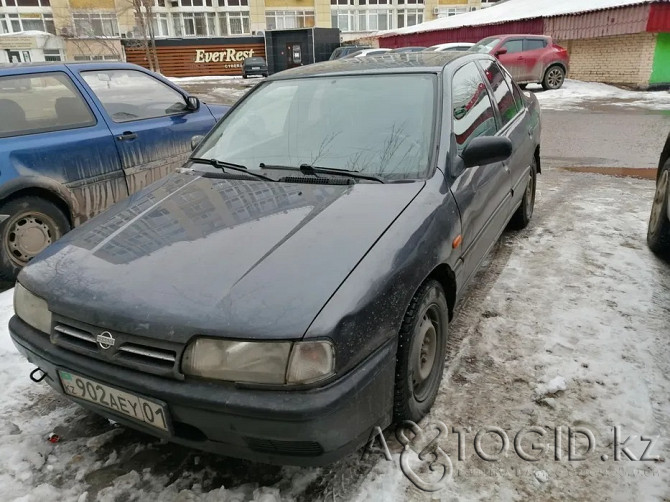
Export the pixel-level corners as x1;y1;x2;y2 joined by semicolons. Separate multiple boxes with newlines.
82;69;187;123
451;62;498;155
0;72;96;138
500;64;525;113
502;39;523;54
524;39;547;51
480;60;521;128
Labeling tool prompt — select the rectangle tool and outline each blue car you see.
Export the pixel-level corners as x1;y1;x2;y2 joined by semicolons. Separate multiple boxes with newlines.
0;62;229;279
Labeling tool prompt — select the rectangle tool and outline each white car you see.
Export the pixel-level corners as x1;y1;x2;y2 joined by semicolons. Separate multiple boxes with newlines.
344;48;392;58
427;43;475;52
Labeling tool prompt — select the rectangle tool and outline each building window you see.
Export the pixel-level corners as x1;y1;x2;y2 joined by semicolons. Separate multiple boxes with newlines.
73;54;119;61
43;49;62;61
73;13;120;37
152;13;171;37
220;11;250;35
265;10;315;30
396;7;422;28
0;13;55;34
331;0;423;32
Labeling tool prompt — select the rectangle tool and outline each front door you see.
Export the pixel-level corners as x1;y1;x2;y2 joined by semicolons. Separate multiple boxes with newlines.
77;67;217;194
448;62;511;283
495;38;526;81
286;43;303;68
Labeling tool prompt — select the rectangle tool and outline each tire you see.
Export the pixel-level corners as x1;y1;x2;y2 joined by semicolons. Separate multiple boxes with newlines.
518;83;528;90
393;280;449;423
0;196;70;281
242;74;248;79
542;65;565;90
508;157;537;230
647;160;670;257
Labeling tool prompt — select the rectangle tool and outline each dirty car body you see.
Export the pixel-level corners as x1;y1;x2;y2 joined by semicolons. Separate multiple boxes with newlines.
10;53;541;466
0;62;229;279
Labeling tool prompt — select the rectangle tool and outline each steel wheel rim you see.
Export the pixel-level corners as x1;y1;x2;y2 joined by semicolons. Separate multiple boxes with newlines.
4;211;59;266
524;171;535;220
411;304;441;402
649;170;669;234
547;68;564;88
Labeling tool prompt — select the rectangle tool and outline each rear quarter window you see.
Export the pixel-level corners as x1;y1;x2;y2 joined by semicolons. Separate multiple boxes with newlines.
0;72;96;138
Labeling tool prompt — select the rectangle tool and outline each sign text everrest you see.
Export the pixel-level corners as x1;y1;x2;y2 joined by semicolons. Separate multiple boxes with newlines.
194;48;255;63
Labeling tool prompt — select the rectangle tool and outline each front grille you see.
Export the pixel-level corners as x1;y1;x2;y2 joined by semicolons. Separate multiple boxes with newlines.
51;317;183;379
244;437;324;457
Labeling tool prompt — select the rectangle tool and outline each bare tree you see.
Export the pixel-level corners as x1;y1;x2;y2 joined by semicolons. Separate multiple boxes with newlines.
130;0;160;73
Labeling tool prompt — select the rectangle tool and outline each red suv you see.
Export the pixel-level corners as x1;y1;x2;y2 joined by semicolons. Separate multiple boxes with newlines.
471;35;569;90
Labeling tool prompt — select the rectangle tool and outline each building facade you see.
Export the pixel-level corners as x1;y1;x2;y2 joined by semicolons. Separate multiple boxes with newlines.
0;0;501;62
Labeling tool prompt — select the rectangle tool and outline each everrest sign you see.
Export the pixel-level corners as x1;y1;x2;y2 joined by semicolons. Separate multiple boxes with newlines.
194;48;255;63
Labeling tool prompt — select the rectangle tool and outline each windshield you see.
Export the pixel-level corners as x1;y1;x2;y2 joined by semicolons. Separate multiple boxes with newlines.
470;37;500;53
196;74;437;180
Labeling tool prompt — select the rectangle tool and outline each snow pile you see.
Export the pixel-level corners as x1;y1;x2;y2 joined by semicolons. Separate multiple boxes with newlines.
530;79;670;111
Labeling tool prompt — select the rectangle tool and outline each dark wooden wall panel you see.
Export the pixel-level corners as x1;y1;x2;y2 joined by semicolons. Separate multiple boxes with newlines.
125;43;266;77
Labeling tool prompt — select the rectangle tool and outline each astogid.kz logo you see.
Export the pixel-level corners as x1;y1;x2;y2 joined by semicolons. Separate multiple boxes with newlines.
364;421;662;492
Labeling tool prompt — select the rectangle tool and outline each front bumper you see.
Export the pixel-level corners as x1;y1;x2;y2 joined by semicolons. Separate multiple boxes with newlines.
9;316;395;466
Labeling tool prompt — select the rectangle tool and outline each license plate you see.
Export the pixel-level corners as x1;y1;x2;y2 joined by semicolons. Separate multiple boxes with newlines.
58;371;170;433
252;66;260;70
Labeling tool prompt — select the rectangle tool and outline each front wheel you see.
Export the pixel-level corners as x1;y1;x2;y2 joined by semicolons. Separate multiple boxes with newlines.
0;196;70;280
542;65;565;90
394;280;449;423
647;161;670;257
508;158;537;230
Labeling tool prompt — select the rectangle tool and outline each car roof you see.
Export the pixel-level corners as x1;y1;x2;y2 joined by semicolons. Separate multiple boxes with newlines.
0;61;145;75
488;34;550;39
269;52;491;80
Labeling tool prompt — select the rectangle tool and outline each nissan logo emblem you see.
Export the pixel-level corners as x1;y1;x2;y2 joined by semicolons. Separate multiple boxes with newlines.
96;331;115;350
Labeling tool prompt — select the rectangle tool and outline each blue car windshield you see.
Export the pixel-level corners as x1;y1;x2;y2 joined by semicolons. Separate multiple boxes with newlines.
196;74;437;180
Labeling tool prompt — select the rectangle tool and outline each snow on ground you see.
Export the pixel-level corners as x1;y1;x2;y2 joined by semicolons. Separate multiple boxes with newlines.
0;168;668;501
530;79;670;111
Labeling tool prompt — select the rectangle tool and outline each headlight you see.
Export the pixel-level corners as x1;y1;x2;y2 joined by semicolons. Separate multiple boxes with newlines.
182;339;335;385
14;283;52;334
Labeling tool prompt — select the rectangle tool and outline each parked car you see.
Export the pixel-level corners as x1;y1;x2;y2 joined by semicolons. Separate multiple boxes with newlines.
648;131;670;257
242;57;268;78
389;46;427;53
0;62;229;280
329;45;372;60
427;42;475;52
470;35;569;90
10;52;541;466
343;48;392;58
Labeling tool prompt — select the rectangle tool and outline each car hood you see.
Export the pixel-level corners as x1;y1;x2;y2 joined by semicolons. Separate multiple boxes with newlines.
21;173;424;343
204;103;230;121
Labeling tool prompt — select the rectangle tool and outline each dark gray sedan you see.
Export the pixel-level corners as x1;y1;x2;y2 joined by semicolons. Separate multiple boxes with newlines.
648;131;670;257
10;53;541;466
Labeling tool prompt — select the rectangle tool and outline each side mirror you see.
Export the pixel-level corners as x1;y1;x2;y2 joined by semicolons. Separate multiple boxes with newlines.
460;136;513;168
494;47;508;57
186;96;200;111
191;135;204;151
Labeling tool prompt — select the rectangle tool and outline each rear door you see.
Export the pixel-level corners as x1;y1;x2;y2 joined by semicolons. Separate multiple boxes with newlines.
522;38;549;82
76;67;217;194
0;68;126;223
478;59;531;208
448;61;511;282
496;38;525;81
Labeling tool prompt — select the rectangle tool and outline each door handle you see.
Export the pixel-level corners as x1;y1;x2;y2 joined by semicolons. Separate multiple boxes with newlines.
116;131;137;141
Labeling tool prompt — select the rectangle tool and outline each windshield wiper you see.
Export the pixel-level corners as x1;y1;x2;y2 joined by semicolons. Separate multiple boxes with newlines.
259;163;385;184
191;158;276;182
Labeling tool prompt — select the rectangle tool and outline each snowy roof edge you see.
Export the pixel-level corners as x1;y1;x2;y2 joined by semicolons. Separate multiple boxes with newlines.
376;0;666;38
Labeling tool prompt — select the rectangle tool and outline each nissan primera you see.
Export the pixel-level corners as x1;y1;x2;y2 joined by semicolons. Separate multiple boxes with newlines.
10;53;541;466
